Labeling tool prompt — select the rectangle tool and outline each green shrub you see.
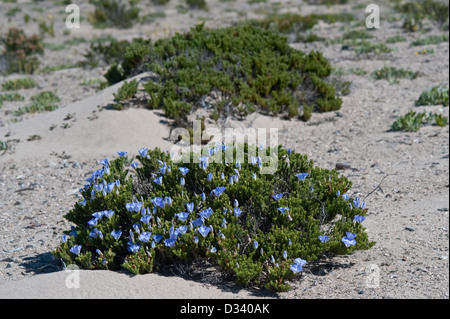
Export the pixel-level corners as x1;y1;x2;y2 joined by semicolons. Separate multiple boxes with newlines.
0;93;24;104
151;0;170;4
88;0;140;29
1;28;44;74
396;0;449;31
371;67;419;84
113;79;139;103
391;110;448;132
106;24;342;125
415;86;449;106
248;12;354;38
410;34;449;46
14;91;60;115
186;0;207;10
1;77;37;90
53;143;374;291
385;35;406;44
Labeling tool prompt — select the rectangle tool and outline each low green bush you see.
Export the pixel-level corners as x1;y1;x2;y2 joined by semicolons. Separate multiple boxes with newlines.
415;86;449;106
371;67;419;84
391;110;448;132
14;91;60;115
88;0;140;29
395;0;449;31
53;143;374;291
1;28;43;74
1;77;37;90
105;24;342;125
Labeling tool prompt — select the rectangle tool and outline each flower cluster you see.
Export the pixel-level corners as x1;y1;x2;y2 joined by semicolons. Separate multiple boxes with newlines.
53;143;374;292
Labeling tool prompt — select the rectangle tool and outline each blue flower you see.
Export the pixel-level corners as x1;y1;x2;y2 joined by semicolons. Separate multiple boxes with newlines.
336;190;340;196
201;192;206;201
253;240;258;250
100;158;110;167
159;163;168;175
104;209;114;219
361;201;366;210
177;225;188;234
198;225;211;238
186;202;194;213
278;207;290;214
61;234;68;243
179;167;190;175
126;201;143;212
220;172;225;180
139;231;152;243
176;212;190;222
290;258;306;273
342;232;357;247
207;172;213;182
70;245;82;255
151;197;165;209
88;218;98;227
354;215;366;223
117;151;127;157
89;228;103;239
192;217;204;228
342;194;350;201
111;230;122;240
128;244;141;253
283;250;288;259
152;234;163;243
165;196;173;206
221;218;227;228
210;246;217;253
193;236;199;245
353;197;361;209
199;156;209;170
138;148;148;158
234;208;243;218
272;194;283;201
164;237;177;248
212;187;226;197
154;176;163;186
199;207;214;219
319;235;329;243
234;199;239;208
92;210;105;220
296;173;308;181
180;177;185;186
105;182;115;194
131;162;138;169
140;215;152;224
235;160;241;170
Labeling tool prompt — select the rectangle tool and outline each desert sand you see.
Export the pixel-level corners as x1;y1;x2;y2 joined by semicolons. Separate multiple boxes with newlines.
0;0;448;299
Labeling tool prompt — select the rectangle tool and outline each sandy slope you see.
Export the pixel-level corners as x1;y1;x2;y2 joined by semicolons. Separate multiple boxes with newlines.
0;0;448;299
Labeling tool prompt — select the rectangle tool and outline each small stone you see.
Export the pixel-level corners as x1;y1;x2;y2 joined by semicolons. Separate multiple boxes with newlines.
335;162;352;170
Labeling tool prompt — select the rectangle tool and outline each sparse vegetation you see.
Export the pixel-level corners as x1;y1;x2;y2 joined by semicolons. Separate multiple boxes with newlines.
1;28;44;74
415;86;449;106
1;77;37;91
371;66;419;84
391;110;448;132
411;34;449;46
88;0;140;29
14;91;60;115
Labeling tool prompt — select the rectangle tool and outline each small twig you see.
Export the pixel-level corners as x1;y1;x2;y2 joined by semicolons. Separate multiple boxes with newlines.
363;174;392;201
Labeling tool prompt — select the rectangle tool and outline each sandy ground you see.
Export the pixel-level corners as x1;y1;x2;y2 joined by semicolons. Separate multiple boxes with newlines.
0;0;448;299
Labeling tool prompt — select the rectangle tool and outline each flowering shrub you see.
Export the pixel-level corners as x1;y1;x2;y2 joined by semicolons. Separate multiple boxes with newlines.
53;144;374;291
